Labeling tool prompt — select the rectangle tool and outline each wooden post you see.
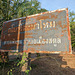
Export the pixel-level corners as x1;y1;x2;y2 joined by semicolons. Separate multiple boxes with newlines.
16;20;21;52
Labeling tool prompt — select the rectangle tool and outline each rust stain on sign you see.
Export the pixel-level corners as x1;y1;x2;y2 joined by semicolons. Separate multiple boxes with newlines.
0;8;72;54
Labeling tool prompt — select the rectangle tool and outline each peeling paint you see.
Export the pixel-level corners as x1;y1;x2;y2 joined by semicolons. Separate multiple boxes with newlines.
0;8;72;54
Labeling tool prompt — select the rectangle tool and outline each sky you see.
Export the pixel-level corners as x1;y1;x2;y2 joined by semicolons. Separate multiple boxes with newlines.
38;0;75;12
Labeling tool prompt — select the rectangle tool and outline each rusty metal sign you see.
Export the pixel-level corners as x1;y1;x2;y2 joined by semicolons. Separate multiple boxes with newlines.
0;8;72;54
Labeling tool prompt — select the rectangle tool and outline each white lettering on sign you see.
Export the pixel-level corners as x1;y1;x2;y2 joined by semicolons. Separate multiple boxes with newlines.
35;20;56;29
34;39;37;44
3;37;61;45
43;23;46;28
42;39;45;44
45;39;48;44
37;40;41;44
53;38;56;43
37;23;40;29
50;22;52;28
54;44;57;47
46;22;49;28
53;21;55;27
27;36;61;45
49;38;52;44
57;38;61;43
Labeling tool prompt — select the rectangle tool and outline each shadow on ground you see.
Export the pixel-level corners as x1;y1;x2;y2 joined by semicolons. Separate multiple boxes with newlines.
29;53;75;75
0;53;75;75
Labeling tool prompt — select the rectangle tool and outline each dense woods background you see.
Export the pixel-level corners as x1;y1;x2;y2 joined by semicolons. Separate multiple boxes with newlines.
0;0;75;51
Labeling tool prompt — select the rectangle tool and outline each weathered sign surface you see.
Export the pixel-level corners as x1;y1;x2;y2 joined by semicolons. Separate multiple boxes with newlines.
1;8;72;53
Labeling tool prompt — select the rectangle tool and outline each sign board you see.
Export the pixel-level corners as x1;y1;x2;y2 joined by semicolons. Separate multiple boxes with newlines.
1;8;72;54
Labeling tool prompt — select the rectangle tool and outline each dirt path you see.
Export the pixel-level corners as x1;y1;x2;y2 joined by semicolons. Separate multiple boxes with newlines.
30;54;75;75
0;53;75;75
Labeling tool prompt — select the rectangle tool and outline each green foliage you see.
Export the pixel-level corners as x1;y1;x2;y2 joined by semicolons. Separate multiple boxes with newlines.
7;52;31;75
0;0;47;36
0;1;75;51
16;52;27;67
25;67;32;75
7;69;13;75
69;11;75;51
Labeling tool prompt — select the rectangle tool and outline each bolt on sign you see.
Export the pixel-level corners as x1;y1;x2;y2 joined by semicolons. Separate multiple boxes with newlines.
1;8;72;54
